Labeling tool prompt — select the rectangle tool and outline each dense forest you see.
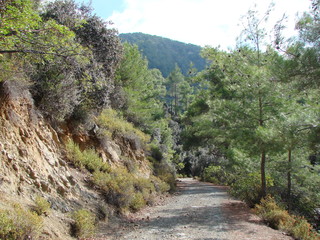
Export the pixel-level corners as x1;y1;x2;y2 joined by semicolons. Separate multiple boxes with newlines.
120;32;206;77
0;0;319;239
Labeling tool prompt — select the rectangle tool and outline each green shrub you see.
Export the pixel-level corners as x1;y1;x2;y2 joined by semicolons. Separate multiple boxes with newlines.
123;157;138;173
65;139;84;168
229;172;274;207
130;192;146;212
93;167;170;212
34;196;51;216
72;209;96;239
97;108;150;144
0;204;43;240
153;161;176;191
65;139;110;172
150;176;170;193
133;177;156;192
0;210;14;239
202;165;228;185
133;177;157;205
93;168;135;211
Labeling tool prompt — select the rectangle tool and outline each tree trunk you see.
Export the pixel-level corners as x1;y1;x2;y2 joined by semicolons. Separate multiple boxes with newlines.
174;83;178;115
258;96;266;198
260;150;267;198
287;149;292;211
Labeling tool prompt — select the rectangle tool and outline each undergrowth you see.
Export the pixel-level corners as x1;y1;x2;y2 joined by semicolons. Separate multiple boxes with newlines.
229;172;274;207
65;139;171;213
255;195;319;240
201;165;228;185
93;167;169;213
65;139;110;172
0;204;43;240
34;196;51;216
97;108;150;144
72;209;96;239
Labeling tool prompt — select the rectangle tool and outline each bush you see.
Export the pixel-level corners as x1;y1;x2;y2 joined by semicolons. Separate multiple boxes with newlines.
72;209;96;239
255;195;292;229
255;195;319;240
150;176;170;193
97;108;150;144
130;192;146;212
202;165;228;185
93;168;135;212
229;172;274;207
133;177;157;205
0;210;14;239
290;216;319;240
93;167;170;212
0;204;43;240
153;161;176;191
65;139;110;172
34;196;51;216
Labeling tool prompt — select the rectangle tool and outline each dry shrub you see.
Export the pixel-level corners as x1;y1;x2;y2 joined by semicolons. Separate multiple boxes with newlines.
0;204;43;240
290;216;319;240
255;195;319;240
255;195;292;229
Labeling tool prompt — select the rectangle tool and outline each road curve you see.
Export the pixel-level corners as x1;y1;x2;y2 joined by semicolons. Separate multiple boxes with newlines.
98;178;293;240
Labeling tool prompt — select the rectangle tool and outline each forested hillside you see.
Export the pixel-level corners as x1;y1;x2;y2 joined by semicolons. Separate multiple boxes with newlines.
0;0;319;239
120;32;206;77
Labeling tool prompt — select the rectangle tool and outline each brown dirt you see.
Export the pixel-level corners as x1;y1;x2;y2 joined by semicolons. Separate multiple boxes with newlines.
96;178;294;240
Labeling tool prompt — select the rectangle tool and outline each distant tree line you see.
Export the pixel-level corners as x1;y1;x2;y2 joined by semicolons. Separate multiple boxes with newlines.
120;32;206;77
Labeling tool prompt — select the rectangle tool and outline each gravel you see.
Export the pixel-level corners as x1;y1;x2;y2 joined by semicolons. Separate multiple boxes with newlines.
98;178;294;240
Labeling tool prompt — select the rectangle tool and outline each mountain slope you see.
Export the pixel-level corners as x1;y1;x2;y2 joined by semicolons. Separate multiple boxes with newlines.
120;32;206;77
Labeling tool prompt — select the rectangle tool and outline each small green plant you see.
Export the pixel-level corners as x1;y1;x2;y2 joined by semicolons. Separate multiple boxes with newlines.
97;108;150;144
72;209;96;239
93;167;170;212
34;196;51;216
0;209;14;239
130;192;146;212
150;176;170;193
0;204;43;240
65;139;110;173
93;168;135;211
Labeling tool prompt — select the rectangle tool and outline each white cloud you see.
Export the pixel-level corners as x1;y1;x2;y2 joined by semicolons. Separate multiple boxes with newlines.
108;0;310;48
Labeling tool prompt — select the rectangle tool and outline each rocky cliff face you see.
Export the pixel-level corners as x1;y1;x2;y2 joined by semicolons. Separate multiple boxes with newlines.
0;80;152;239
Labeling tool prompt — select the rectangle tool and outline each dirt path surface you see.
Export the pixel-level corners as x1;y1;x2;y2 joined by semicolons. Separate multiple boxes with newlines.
98;178;293;240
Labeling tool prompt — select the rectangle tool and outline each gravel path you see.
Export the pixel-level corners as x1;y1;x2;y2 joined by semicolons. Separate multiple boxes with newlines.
98;178;293;240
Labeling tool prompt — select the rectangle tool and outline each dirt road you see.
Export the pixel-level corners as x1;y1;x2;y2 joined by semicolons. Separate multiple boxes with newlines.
98;178;293;240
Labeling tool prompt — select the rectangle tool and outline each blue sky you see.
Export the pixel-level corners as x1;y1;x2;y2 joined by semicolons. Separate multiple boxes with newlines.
74;0;125;18
74;0;311;49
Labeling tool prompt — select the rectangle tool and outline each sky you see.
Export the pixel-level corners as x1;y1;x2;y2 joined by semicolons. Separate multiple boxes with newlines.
75;0;311;49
